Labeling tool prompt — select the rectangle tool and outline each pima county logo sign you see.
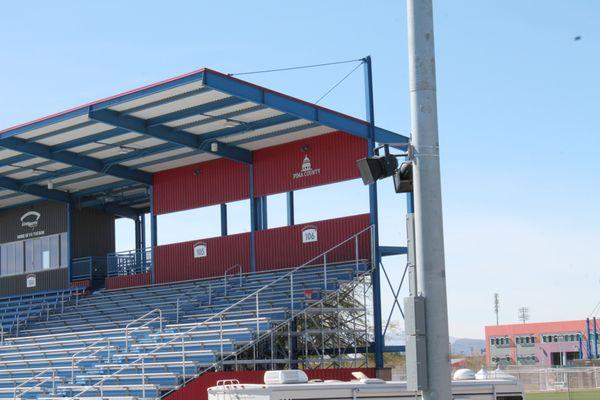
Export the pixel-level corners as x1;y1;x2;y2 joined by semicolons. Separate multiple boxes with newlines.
21;211;41;229
292;155;321;179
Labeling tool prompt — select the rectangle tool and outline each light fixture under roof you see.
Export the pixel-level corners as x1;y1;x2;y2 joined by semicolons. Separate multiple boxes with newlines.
120;146;135;154
31;168;45;176
223;118;240;128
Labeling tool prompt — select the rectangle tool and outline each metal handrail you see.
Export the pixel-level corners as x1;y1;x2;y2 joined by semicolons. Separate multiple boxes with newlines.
223;264;243;297
164;264;374;396
125;308;163;350
13;303;163;398
68;225;374;399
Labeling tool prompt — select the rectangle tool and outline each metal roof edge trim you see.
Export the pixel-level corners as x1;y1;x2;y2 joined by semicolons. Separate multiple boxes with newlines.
0;68;206;139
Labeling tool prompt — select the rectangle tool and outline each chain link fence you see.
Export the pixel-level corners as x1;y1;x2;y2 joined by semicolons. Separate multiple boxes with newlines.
504;366;600;393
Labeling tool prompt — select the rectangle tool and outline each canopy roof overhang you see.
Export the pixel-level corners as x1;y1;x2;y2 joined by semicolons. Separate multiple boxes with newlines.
0;68;408;218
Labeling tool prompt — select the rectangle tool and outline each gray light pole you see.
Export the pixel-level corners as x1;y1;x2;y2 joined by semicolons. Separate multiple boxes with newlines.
406;0;452;399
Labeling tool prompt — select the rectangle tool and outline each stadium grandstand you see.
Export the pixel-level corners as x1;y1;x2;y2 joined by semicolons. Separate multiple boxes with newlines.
0;67;409;398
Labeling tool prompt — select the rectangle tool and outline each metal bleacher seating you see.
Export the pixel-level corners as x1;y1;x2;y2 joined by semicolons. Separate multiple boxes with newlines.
0;251;370;399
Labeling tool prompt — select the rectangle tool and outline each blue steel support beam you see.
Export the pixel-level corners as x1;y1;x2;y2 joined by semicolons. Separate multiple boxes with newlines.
379;246;409;257
135;216;142;251
220;203;228;236
0;175;140;219
88;108;252;164
150;188;157;284
0;136;152;185
287;191;294;226
0;176;72;203
141;212;146;249
587;319;592;359
203;68;409;146
261;196;268;230
249;166;256;272
594;317;598;358
67;203;73;284
364;56;384;369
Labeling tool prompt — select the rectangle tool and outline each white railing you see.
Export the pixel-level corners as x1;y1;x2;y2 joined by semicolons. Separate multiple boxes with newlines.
62;225;375;399
13;305;164;398
2;286;85;344
223;264;243;297
164;262;374;395
125;308;163;350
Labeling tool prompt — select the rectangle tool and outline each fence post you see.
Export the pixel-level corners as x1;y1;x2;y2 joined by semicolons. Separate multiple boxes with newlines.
290;275;294;316
323;254;328;291
256;292;260;338
355;235;359;273
142;355;146;398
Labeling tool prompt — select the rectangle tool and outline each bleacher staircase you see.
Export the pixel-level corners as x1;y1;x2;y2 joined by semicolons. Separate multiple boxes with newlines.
0;227;374;399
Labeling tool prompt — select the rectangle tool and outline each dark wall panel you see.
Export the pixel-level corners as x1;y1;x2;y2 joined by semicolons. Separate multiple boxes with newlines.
253;132;367;197
0;268;68;297
153;158;249;215
0;201;66;243
72;208;115;258
255;214;371;271
155;232;251;284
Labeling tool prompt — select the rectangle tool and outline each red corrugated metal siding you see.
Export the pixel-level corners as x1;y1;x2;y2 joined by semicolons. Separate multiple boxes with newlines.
253;132;367;197
105;272;151;290
155;232;251;284
153;158;249;215
70;279;91;289
256;214;371;271
165;368;376;400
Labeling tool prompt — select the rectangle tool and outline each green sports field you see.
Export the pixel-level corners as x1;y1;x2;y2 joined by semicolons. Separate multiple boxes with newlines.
527;389;600;400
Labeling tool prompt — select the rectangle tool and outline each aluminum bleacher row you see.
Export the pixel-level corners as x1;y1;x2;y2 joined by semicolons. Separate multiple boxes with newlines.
0;260;369;399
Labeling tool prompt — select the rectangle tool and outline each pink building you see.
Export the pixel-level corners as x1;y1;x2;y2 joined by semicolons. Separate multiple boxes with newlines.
485;320;592;367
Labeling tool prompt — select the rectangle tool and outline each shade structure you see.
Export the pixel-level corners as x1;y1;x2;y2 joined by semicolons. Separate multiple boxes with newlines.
0;68;408;216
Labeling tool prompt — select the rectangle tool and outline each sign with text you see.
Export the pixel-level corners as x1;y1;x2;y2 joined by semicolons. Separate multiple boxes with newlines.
193;242;207;258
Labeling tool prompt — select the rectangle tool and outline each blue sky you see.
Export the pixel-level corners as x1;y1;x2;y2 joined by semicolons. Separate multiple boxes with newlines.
0;1;598;338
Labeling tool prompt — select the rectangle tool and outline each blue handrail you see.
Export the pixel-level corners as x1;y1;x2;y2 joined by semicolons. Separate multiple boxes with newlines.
107;247;152;277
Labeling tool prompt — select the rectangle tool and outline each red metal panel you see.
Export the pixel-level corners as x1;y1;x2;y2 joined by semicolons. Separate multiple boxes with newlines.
165;368;376;400
105;272;151;290
253;132;367;197
153;158;249;215
70;279;91;289
154;232;251;284
255;214;371;271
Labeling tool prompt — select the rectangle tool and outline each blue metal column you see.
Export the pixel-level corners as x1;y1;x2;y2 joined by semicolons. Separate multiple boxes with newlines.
587;318;592;359
140;213;147;273
261;196;268;230
67;203;73;284
579;335;583;360
364;55;384;369
150;188;157;284
220;204;228;236
141;213;146;249
287;191;295;226
134;215;141;251
594;317;598;358
249;166;256;272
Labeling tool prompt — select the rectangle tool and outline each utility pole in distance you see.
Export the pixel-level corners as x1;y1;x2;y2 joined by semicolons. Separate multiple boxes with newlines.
494;293;500;325
518;307;530;324
405;0;452;399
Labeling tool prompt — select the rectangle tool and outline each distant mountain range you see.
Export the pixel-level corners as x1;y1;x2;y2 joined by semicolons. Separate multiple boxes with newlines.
451;338;486;355
385;329;485;356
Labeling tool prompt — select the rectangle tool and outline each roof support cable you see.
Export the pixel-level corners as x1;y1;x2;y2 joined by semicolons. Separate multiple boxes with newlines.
227;58;364;77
